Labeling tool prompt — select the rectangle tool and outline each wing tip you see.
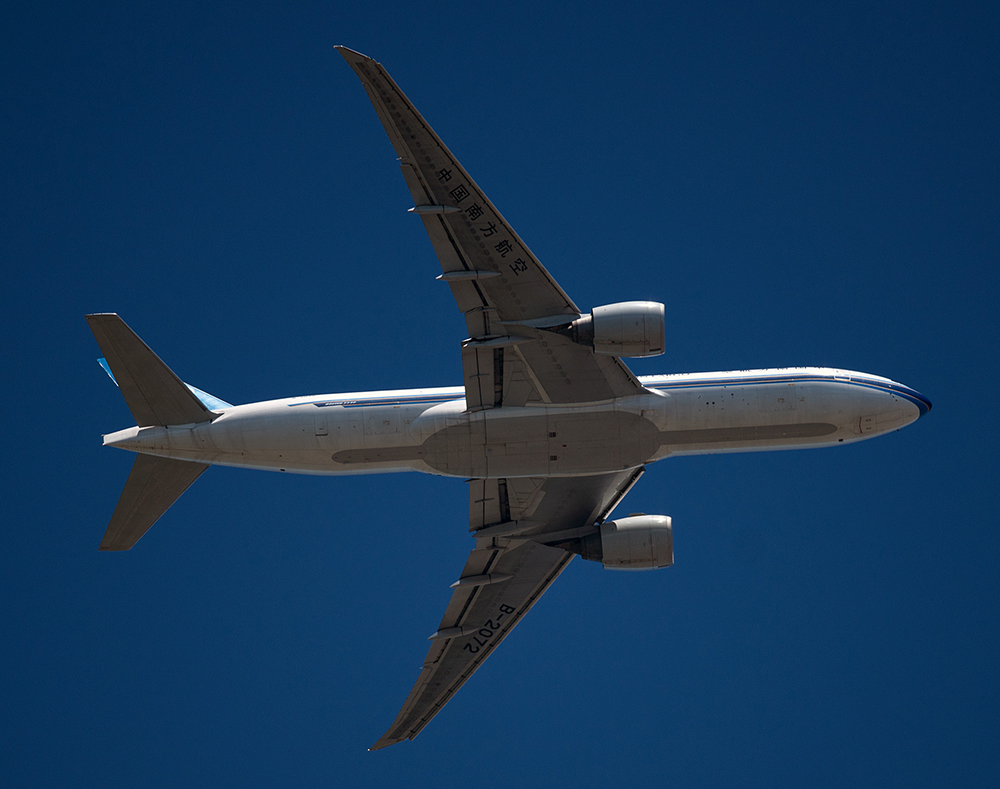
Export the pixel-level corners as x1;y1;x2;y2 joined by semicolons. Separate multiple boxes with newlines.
334;45;372;64
369;735;406;751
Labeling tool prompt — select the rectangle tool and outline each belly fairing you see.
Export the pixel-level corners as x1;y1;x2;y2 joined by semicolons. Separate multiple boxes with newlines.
330;400;663;478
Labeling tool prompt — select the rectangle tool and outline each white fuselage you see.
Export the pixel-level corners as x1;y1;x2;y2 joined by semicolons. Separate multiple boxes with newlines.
102;367;931;478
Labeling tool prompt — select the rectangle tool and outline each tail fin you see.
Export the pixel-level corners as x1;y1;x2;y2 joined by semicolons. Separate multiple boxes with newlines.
101;454;208;550
86;314;215;427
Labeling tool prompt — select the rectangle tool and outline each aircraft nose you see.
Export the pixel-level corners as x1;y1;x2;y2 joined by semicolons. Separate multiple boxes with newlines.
897;384;932;418
917;392;932;416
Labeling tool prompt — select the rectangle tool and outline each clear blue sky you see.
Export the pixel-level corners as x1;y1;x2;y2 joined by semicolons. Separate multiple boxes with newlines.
2;2;998;787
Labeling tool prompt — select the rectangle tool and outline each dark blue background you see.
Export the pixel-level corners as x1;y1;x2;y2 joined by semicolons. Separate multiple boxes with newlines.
2;2;997;786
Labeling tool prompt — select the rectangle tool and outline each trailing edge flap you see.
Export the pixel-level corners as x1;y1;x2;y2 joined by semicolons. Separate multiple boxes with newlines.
86;314;215;427
100;454;208;551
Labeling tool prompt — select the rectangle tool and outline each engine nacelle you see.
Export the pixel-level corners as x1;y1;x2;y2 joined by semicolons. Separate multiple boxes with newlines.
566;515;674;570
565;301;665;358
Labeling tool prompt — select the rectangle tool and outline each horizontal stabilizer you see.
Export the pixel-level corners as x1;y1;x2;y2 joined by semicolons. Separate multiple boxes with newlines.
100;454;208;551
86;314;215;427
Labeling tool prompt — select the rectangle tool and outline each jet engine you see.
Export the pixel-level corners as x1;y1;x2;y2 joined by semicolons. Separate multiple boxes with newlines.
561;301;665;358
561;515;673;570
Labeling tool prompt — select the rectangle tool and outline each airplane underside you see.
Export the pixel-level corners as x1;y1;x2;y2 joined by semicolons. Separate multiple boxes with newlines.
101;371;923;479
87;47;931;750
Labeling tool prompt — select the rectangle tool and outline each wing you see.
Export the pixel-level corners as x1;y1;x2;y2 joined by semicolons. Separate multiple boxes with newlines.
337;47;643;405
371;467;644;750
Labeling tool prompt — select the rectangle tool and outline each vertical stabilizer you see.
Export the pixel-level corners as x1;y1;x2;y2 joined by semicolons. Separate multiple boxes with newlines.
100;454;208;551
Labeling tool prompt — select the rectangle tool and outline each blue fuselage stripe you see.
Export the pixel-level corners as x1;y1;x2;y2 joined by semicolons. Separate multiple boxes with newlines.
644;374;931;415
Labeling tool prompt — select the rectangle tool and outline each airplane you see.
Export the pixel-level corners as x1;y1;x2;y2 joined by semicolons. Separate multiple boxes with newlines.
87;47;932;750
